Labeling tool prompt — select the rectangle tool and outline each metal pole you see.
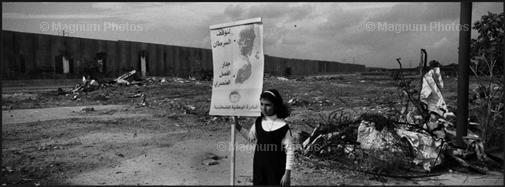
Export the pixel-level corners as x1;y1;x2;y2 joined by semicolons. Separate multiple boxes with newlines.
502;1;505;174
456;1;472;147
231;116;237;185
502;2;505;173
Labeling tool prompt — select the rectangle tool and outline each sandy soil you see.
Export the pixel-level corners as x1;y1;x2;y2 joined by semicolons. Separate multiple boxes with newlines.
2;75;503;185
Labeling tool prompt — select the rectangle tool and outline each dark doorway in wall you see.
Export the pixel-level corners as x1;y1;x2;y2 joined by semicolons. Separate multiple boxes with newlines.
18;54;26;73
137;50;149;77
55;55;74;74
163;52;167;75
284;67;292;77
96;52;107;73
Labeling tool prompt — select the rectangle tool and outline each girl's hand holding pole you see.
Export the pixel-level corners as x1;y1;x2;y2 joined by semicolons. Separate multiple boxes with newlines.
280;170;291;186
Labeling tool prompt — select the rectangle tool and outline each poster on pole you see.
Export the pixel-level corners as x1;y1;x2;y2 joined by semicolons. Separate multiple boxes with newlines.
209;18;264;116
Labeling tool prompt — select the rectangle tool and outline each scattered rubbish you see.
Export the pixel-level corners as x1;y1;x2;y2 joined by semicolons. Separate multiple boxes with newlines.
205;153;220;160
277;77;289;81
201;159;219;166
420;61;448;117
356;120;401;152
90;79;99;87
129;93;143;98
81;107;95;112
302;105;498;175
186;105;196;111
5;166;14;173
57;88;68;95
115;70;136;84
139;94;148;106
288;98;310;106
396;127;445;171
93;94;109;101
201;152;221;166
116;79;130;86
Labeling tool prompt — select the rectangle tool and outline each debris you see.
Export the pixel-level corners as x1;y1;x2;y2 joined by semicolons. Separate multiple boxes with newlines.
356;120;402;152
129;93;143;98
116;79;130;86
396;127;445;171
420;63;448;117
90;79;99;87
204;153;220;160
139;94;148;106
201;159;219;166
115;70;136;83
186;105;196;111
57;88;68;95
81;107;95;112
94;94;109;101
277;77;289;81
288;98;310;106
448;153;488;174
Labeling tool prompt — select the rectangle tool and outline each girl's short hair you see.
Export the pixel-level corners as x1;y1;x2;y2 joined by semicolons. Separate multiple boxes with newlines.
260;89;290;118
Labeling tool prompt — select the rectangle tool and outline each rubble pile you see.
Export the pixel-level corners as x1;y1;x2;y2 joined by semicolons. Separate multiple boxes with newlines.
58;70;207;102
299;110;501;176
297;66;503;177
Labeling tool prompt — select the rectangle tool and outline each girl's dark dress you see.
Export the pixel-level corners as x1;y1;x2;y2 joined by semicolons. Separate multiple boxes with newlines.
253;117;290;185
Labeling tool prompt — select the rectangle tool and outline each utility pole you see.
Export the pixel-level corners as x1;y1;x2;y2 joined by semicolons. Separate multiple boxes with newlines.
502;2;505;157
456;0;472;147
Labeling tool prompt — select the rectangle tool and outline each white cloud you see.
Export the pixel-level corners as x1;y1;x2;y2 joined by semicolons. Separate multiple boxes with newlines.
2;12;112;19
431;36;449;49
340;3;398;11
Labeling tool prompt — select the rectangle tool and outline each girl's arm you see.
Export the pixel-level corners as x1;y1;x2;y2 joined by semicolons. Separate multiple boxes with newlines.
281;129;294;186
282;128;295;170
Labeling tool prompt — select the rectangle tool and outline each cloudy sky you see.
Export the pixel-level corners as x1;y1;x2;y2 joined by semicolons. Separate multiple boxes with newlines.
2;2;503;68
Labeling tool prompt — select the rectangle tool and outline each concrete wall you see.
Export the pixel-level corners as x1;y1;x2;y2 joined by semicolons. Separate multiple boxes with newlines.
2;30;365;79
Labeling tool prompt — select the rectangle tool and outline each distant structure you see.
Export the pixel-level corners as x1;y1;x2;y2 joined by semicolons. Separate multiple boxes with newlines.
2;30;365;79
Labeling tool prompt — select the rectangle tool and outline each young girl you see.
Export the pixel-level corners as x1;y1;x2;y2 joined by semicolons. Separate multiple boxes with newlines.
234;89;294;186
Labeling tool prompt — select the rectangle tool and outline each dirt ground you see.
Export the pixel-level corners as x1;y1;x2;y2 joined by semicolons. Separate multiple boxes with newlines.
1;74;503;185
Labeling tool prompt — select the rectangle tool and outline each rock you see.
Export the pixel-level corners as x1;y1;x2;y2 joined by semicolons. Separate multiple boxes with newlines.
57;88;67;95
81;107;95;112
204;153;220;160
186;105;196;110
202;159;219;166
277;77;289;81
129;93;143;98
